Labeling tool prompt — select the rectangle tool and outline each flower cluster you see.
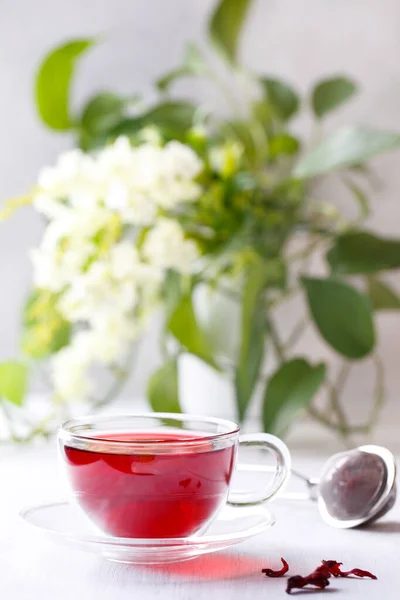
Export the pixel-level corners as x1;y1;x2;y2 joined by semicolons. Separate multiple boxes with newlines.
30;136;203;402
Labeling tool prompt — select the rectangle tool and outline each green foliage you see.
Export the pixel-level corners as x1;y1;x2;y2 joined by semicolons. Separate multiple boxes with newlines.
81;92;126;133
367;277;400;310
163;270;184;321
327;231;400;274
302;277;375;359
209;0;253;63
168;292;217;368
78;92;127;149
312;76;358;118
263;358;326;436
342;177;370;219
22;291;71;359
260;78;300;121
295;128;400;178
147;359;181;413
21;3;400;441
0;361;28;406
235;260;267;420
35;38;95;130
157;43;207;92
268;134;300;158
109;101;197;139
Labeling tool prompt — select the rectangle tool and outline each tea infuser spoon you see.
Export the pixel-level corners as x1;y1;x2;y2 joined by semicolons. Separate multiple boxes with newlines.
238;444;397;529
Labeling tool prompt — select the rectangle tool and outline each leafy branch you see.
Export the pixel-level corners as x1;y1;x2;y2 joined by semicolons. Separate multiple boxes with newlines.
1;0;400;443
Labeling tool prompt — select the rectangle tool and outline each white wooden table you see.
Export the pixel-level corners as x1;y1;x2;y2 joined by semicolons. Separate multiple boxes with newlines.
1;442;399;599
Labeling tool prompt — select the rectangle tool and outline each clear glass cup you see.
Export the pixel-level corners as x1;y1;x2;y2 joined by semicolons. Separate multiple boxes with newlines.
58;413;291;539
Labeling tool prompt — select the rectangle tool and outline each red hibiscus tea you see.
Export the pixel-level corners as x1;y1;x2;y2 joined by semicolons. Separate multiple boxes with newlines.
61;431;237;539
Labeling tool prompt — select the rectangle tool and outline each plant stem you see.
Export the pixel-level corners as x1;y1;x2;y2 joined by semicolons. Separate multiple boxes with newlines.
21;413;57;443
326;363;352;439
2;402;21;442
205;64;243;118
268;317;285;363
287;238;321;263
268;286;300;309
1;404;56;444
365;354;385;433
307;405;341;431
284;316;308;351
268;314;365;439
307;405;369;435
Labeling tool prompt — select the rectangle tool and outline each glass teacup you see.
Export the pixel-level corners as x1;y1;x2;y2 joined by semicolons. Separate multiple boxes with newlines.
58;413;291;539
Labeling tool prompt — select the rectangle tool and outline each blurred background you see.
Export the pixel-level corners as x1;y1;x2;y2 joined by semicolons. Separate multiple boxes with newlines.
1;0;400;419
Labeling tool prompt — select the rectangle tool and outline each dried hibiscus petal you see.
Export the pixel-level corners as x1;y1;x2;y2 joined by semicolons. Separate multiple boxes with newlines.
321;560;343;577
346;568;377;580
262;557;289;578
286;574;330;594
322;560;377;580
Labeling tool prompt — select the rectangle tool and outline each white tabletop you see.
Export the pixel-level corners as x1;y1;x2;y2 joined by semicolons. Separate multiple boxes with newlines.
1;443;399;599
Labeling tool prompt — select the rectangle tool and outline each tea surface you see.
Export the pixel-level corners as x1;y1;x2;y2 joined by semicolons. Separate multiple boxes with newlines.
63;431;236;538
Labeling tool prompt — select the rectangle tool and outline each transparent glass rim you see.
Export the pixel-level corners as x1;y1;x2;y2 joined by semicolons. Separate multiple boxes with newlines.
58;412;240;454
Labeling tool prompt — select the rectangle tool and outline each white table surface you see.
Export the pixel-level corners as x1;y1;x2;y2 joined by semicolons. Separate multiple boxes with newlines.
1;442;399;600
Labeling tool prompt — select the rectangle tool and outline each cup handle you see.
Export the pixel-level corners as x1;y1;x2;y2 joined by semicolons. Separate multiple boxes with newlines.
227;433;291;506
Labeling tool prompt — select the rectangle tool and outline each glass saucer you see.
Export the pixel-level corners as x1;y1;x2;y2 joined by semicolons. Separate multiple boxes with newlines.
20;501;275;564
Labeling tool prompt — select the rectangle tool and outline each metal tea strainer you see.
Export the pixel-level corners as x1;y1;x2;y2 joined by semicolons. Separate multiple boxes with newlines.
240;444;397;529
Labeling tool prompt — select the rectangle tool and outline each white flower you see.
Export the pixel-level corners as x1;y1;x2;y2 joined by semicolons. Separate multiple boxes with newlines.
58;260;138;323
30;215;98;292
137;126;163;145
96;136;134;173
162;141;203;180
104;179;156;225
100;138;203;219
142;218;199;273
30;135;205;405
33;194;70;220
109;241;140;280
31;248;61;291
38;149;103;209
52;332;95;401
151;180;202;209
89;312;138;363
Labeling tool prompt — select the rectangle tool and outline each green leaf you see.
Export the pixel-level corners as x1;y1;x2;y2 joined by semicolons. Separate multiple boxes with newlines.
184;43;208;74
35;38;95;130
342;177;370;219
77;129;109;152
136;101;197;131
147;359;181;413
327;231;400;274
157;43;207;92
157;68;189;93
22;291;71;359
295;127;400;178
209;0;253;63
168;293;216;368
0;361;28;406
312;76;358;118
302;276;375;359
222;120;258;165
263;358;326;436
110;101;197;138
260;78;300;121
268;134;300;158
80;92;126;134
163;269;184;321
235;261;267;421
367;277;400;311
